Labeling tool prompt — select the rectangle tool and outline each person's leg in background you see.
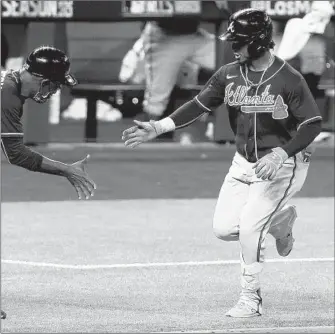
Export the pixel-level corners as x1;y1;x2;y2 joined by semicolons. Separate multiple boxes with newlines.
141;22;189;121
188;27;216;72
186;28;216;141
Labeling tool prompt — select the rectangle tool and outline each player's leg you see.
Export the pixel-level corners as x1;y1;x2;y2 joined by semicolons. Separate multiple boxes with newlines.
142;23;190;119
225;254;263;318
268;204;297;256
213;152;250;242
267;154;310;256
226;198;285;317
226;156;309;317
1;310;6;319
240;155;309;264
226;189;276;318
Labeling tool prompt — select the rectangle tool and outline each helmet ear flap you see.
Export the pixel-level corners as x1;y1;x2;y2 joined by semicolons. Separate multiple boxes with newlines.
247;41;264;58
247;33;273;59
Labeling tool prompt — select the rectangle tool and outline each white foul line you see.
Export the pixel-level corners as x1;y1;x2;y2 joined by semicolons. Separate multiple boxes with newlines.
155;325;335;333
1;257;334;270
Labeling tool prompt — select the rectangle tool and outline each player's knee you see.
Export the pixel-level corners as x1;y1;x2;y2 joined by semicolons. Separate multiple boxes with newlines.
212;216;238;241
239;224;256;239
213;227;238;241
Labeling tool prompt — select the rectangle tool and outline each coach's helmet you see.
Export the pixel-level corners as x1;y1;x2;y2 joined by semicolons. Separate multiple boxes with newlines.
24;46;77;103
220;8;275;59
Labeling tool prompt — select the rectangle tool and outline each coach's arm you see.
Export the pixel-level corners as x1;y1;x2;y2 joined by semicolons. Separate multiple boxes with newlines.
1;137;96;199
2;136;68;174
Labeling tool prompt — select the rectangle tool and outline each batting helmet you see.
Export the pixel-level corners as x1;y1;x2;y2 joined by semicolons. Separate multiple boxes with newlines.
24;46;77;86
220;8;275;59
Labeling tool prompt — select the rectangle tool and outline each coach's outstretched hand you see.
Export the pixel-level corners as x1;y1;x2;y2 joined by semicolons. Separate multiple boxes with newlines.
65;154;96;200
122;120;158;148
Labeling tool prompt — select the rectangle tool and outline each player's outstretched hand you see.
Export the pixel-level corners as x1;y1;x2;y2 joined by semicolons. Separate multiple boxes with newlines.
65;154;97;200
122;120;158;148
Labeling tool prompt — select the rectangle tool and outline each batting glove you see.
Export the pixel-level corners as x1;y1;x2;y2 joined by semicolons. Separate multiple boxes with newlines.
121;120;158;148
253;147;289;180
122;118;175;148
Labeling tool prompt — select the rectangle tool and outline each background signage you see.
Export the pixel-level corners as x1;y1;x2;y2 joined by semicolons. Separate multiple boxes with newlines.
1;1;74;19
2;1;334;21
121;1;201;17
250;1;335;18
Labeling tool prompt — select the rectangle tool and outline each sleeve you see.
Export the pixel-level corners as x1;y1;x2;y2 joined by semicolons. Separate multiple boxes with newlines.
194;65;227;112
281;120;322;157
1;88;24;137
169;100;207;129
1;136;43;171
286;76;323;130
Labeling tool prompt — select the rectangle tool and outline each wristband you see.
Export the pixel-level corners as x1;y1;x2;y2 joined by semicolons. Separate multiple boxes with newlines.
272;147;289;163
154;117;176;136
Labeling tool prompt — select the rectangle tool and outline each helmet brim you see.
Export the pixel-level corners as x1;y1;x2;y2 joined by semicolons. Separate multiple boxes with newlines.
219;31;235;41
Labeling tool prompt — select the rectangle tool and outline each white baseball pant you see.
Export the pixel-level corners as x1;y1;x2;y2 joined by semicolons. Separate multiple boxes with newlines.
212;151;309;294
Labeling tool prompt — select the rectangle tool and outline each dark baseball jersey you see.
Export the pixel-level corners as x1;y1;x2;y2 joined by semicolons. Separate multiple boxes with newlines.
1;70;43;171
1;70;24;138
194;56;322;162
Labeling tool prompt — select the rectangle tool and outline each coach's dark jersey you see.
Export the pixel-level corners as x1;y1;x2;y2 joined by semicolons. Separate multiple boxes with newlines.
194;56;322;162
1;70;24;138
1;70;43;171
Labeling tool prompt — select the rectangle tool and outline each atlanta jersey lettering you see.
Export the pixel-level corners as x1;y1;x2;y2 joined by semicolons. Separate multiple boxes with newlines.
194;56;322;162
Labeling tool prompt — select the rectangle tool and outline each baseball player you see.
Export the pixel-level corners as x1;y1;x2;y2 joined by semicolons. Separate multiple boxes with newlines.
1;46;96;320
122;8;322;317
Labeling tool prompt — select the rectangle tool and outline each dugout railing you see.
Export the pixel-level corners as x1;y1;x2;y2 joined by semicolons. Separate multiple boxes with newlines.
71;83;204;142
